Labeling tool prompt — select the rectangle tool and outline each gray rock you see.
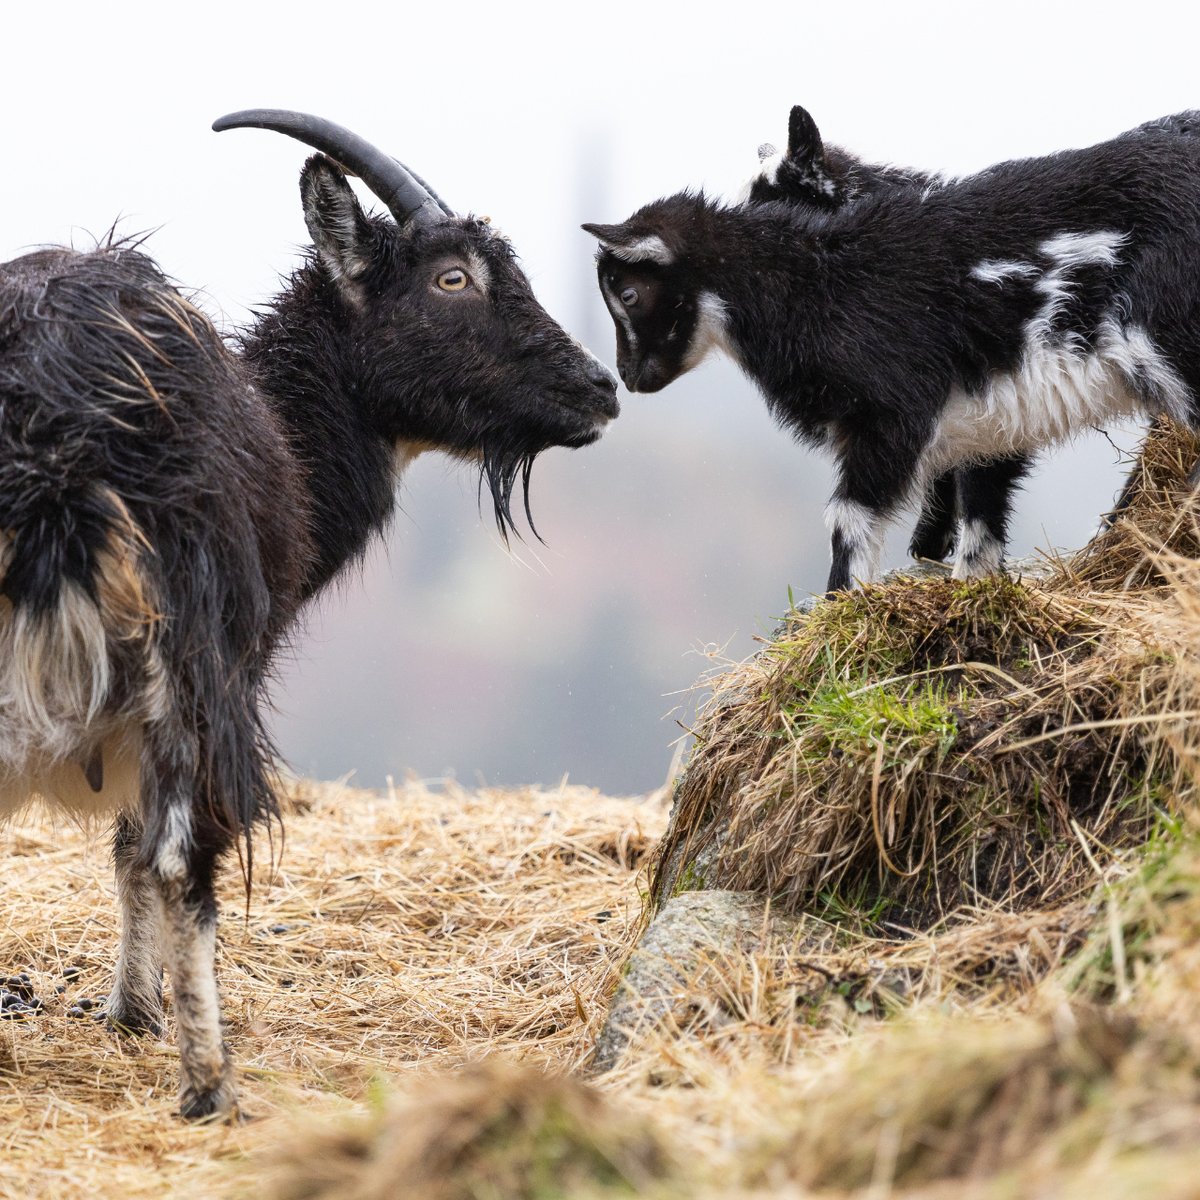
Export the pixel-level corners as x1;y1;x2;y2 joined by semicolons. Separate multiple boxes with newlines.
590;890;807;1075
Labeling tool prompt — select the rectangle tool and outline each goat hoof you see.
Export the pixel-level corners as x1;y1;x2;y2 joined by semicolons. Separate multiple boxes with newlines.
179;1080;241;1123
105;1006;163;1038
909;534;956;563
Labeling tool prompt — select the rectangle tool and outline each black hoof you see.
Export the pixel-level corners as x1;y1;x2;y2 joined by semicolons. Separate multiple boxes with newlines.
179;1081;241;1123
909;529;957;563
105;1006;164;1038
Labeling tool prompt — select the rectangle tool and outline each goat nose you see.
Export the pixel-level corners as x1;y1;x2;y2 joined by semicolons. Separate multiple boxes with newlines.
585;356;618;393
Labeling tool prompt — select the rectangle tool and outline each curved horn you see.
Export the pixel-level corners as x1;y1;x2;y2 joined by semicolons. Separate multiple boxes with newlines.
212;108;453;224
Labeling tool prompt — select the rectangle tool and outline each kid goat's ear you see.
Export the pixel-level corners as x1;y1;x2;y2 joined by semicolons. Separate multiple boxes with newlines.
783;104;842;203
300;154;376;302
581;222;674;265
786;104;825;168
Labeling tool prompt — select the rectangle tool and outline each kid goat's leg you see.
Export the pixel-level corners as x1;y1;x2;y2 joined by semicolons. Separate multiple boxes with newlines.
142;720;237;1120
107;810;164;1036
952;455;1034;579
825;440;921;592
908;470;959;563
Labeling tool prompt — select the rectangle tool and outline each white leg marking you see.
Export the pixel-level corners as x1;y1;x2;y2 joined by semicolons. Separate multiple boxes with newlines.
156;887;234;1116
952;518;1004;579
110;850;164;1034
825;497;886;584
154;800;193;881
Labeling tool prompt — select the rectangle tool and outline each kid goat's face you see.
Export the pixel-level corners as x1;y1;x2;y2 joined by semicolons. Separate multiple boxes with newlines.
583;216;725;394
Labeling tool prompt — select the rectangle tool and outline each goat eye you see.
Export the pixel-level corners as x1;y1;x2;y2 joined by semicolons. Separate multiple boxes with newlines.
620;286;639;307
437;268;470;292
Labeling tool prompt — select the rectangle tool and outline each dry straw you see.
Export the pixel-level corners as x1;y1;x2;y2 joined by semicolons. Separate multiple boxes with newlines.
3;423;1200;1198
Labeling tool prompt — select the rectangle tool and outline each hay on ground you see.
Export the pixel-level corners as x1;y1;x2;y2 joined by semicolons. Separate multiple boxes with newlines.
3;421;1200;1199
254;1058;669;1200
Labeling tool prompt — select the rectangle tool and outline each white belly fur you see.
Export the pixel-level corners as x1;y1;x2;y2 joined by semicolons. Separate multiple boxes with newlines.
0;727;142;823
926;319;1190;474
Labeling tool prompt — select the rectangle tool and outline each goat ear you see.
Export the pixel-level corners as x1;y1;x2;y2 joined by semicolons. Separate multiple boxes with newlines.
581;222;674;265
785;105;825;169
300;154;376;298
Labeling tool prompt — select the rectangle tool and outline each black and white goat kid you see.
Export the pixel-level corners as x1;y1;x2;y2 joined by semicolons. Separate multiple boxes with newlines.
0;110;617;1119
740;103;1035;567
586;110;1200;592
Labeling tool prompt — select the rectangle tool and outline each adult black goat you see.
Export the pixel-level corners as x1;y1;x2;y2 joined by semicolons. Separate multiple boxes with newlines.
585;110;1200;592
739;103;1034;568
0;110;617;1119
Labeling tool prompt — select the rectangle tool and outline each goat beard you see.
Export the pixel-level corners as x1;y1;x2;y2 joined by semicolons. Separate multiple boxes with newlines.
480;444;541;544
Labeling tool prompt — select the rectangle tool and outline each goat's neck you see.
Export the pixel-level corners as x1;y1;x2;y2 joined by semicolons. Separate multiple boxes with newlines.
699;208;825;351
243;275;399;603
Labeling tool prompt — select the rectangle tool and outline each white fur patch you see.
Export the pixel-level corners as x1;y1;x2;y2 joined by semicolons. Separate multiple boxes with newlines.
0;584;110;766
952;518;1003;579
608;235;674;265
1039;230;1125;269
154;800;193;881
825;497;886;584
682;293;735;371
928;230;1189;475
732;151;783;206
970;260;1040;285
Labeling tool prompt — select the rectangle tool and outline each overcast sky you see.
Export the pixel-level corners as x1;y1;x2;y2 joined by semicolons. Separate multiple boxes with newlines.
5;1;1199;792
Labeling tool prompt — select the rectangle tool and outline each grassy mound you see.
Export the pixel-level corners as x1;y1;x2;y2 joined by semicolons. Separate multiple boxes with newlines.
655;424;1200;931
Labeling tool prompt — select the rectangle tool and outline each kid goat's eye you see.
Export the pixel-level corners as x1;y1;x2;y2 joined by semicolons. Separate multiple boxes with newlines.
437;268;470;292
620;286;639;307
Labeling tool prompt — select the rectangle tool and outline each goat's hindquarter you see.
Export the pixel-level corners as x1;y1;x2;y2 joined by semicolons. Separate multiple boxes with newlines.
0;244;309;1119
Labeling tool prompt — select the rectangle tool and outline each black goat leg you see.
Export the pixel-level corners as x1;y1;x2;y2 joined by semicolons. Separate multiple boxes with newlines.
909;469;959;562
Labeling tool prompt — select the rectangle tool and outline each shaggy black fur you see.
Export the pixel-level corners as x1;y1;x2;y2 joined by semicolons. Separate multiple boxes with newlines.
0;151;616;1118
744;103;1032;564
586;110;1200;592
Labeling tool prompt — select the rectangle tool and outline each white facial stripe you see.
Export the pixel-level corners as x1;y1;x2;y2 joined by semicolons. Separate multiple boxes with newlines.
607;235;674;265
600;275;638;354
682;292;734;371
